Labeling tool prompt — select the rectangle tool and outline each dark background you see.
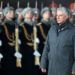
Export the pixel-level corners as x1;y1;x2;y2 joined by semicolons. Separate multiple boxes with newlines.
0;0;74;9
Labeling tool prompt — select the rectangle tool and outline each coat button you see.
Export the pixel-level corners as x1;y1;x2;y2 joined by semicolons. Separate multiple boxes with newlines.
61;28;64;31
58;29;60;32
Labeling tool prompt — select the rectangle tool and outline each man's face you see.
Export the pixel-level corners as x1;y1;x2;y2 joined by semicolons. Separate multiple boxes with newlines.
43;11;51;20
56;10;68;24
25;11;33;20
18;13;23;20
33;13;39;20
6;10;14;19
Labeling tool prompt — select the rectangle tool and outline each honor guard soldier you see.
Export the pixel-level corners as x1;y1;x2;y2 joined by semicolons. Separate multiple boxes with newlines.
33;1;40;24
37;7;52;54
70;11;75;26
34;7;52;75
15;8;24;26
15;1;24;26
18;7;37;75
0;6;19;75
33;8;40;24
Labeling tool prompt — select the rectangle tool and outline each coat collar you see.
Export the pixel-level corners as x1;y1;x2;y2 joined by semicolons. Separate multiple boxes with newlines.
54;19;72;32
52;19;73;36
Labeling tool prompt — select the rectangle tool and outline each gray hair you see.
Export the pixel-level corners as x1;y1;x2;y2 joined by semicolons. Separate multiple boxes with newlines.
57;7;70;16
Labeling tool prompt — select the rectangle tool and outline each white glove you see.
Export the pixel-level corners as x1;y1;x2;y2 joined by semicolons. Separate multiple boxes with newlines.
33;50;41;57
0;40;2;46
14;52;22;59
18;39;21;45
35;38;40;44
0;53;3;59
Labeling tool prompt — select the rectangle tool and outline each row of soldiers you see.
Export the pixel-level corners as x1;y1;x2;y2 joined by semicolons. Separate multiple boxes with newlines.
0;2;52;75
0;2;75;75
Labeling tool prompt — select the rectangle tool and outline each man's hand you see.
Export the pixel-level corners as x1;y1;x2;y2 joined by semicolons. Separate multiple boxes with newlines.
41;68;47;73
72;72;75;75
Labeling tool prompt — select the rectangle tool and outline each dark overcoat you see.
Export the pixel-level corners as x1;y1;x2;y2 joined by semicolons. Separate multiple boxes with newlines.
40;20;75;75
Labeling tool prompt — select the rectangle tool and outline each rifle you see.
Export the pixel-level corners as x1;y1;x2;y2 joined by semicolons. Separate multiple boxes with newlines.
15;25;22;68
33;26;41;66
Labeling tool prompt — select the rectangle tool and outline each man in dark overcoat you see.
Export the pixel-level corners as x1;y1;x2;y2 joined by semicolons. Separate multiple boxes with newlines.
40;7;75;75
